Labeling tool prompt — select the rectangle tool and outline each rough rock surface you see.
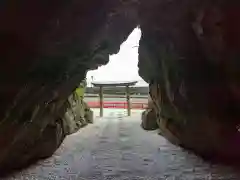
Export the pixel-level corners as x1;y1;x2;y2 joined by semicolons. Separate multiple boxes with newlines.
1;0;240;174
141;96;158;131
141;109;158;131
139;0;240;163
0;0;138;174
0;91;93;175
63;92;93;135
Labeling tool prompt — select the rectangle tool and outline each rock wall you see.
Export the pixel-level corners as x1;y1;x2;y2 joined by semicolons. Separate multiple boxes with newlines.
1;0;240;174
63;92;93;135
138;0;240;162
0;90;93;174
0;0;138;174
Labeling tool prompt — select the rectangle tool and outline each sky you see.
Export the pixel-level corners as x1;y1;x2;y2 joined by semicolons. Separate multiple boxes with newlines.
86;27;148;87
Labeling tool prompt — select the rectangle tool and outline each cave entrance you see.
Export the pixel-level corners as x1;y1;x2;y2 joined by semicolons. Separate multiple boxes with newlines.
86;27;146;86
84;27;149;115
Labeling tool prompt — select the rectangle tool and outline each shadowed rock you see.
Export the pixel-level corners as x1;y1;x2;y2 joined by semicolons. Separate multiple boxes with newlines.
141;109;158;131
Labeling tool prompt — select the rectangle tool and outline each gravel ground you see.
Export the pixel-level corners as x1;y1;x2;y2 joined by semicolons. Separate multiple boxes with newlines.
5;109;240;180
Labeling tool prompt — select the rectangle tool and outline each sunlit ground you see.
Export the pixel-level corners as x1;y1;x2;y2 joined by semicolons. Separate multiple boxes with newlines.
7;109;240;179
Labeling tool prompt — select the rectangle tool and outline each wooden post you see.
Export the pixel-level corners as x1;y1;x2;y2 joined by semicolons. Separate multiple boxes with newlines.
99;86;103;117
126;85;131;116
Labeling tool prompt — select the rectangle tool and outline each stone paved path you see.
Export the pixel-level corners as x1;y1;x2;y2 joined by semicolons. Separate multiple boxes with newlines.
6;109;240;180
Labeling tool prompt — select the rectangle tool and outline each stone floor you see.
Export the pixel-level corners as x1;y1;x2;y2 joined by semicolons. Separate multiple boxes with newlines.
5;109;240;180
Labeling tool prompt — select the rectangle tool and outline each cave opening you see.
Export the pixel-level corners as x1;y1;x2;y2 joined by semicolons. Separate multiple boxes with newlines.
82;27;149;112
86;27;147;87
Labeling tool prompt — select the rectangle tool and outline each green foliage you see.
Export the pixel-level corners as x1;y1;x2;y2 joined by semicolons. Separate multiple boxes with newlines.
75;79;87;97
